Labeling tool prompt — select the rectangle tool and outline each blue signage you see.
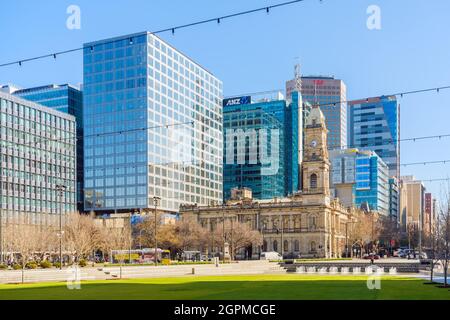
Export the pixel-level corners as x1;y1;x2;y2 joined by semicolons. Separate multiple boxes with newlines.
223;96;251;107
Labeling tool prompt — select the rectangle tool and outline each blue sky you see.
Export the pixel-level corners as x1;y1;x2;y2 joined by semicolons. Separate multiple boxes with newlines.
1;0;450;199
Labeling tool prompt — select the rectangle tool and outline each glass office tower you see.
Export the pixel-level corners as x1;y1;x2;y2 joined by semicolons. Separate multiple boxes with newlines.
83;32;223;213
11;84;84;211
286;76;347;149
223;92;300;200
0;91;76;225
348;95;399;178
330;149;389;216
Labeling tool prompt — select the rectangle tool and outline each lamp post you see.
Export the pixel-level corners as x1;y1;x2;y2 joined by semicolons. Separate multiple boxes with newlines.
153;196;161;266
345;221;356;258
56;184;66;270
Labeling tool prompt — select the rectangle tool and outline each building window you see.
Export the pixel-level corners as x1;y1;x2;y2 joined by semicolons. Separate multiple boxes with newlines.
283;240;289;253
310;241;317;253
273;240;278;252
310;173;317;189
309;216;317;230
294;240;300;252
263;240;268;252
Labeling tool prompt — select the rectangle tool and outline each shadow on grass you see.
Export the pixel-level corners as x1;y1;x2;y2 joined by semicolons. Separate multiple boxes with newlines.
0;277;449;300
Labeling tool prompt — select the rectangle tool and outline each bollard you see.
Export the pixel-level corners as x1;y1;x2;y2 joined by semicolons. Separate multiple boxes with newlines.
192;267;195;275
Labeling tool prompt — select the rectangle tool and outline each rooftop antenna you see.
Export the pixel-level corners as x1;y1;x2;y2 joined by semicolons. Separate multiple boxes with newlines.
294;58;302;93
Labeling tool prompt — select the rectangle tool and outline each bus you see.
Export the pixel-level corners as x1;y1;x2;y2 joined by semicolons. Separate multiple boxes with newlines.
110;248;171;265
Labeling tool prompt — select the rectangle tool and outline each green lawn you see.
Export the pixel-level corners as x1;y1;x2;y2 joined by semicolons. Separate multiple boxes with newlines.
0;275;449;300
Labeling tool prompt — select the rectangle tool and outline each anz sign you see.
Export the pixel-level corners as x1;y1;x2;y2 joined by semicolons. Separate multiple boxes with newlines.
223;96;251;107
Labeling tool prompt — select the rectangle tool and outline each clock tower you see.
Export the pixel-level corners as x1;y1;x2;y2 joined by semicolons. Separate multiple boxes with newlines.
302;107;330;202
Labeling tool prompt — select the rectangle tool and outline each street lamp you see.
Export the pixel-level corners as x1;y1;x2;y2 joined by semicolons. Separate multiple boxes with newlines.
153;196;161;266
56;184;66;270
345;221;356;258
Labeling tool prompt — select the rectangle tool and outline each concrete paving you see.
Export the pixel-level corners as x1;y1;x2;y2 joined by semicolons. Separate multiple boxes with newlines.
0;260;286;284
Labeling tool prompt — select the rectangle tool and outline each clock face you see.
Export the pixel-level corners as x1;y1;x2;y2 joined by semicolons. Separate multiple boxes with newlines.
310;140;317;147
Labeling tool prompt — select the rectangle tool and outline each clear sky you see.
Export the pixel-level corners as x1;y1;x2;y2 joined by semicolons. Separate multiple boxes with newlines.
1;0;450;200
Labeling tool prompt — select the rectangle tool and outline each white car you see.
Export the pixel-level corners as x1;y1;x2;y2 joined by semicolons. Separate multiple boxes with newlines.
260;252;282;260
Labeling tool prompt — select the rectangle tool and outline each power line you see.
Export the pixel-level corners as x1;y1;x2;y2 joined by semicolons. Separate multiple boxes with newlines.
0;0;307;68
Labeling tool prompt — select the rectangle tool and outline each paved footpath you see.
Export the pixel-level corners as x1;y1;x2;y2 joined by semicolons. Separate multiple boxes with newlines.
0;261;286;284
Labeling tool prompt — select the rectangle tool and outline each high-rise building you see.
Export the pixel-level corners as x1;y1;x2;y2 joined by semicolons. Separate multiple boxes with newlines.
5;84;84;211
286;76;347;149
330;148;389;216
389;177;399;221
223;91;301;200
424;192;435;237
0;91;76;225
83;32;223;214
348;95;399;178
399;176;425;233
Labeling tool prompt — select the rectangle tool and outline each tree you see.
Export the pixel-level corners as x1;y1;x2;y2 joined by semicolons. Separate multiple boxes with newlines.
102;226;133;278
211;219;263;260
64;212;103;265
379;217;401;254
350;211;381;256
436;204;450;287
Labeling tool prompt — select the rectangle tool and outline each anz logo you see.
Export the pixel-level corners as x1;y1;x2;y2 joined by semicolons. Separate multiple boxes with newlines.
223;96;251;107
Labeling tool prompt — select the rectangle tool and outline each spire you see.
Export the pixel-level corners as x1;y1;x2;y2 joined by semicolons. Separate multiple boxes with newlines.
305;106;326;128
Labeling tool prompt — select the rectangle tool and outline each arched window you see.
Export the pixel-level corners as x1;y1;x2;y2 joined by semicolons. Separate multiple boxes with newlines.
294;240;300;252
309;215;317;230
273;240;278;252
283;240;289;252
310;173;318;189
310;241;317;253
262;240;267;252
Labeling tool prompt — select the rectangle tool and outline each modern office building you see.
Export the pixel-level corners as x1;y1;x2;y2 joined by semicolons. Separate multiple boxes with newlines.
0;91;76;225
223;91;301;200
389;177;399;221
399;175;425;232
286;76;347;149
348;95;399;178
424;192;435;237
83;32;223;214
330;148;389;216
4;84;84;211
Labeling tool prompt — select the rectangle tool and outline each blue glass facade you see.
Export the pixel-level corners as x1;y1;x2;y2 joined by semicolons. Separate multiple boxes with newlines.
12;84;84;211
348;95;399;178
223;92;300;200
354;153;389;216
83;32;223;213
330;149;389;216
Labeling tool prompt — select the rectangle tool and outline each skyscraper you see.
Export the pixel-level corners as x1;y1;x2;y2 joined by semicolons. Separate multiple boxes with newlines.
83;32;223;214
223;91;300;200
0;91;76;225
348;95;399;178
6;84;84;211
286;76;347;149
330;148;390;216
399;176;425;232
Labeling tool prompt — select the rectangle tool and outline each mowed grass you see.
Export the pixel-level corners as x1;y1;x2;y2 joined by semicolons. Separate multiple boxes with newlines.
0;275;449;300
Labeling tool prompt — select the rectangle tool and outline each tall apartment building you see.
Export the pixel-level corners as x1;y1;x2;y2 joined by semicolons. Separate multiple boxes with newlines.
3;84;84;211
223;91;301;200
348;95;399;178
286;76;347;149
399;175;425;233
83;32;223;214
389;177;399;221
0;91;76;225
424;192;435;236
330;148;390;216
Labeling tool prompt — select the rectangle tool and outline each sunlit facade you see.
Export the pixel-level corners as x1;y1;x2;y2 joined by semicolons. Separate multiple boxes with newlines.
0;91;76;225
83;32;223;214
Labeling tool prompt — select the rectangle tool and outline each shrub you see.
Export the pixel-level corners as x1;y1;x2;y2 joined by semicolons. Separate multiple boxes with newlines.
53;262;61;268
12;263;22;270
78;259;87;267
40;260;52;269
25;262;38;269
0;264;7;270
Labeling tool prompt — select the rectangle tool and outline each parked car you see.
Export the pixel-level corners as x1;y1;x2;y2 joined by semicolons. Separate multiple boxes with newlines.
363;253;380;260
260;252;282;260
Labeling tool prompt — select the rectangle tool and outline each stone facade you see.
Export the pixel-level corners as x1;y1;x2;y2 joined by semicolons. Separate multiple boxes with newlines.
180;107;357;259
